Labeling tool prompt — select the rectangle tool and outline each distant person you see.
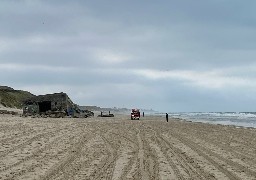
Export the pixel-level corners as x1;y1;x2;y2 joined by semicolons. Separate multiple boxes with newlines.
166;113;168;122
101;111;103;117
143;112;144;117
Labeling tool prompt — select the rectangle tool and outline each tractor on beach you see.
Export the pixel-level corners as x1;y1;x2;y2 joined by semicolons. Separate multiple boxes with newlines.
131;109;140;120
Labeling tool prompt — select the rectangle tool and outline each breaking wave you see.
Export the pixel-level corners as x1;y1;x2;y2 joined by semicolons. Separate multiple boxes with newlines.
160;112;256;128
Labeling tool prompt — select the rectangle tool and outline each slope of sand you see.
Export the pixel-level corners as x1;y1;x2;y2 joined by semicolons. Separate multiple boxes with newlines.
0;105;23;114
0;114;256;180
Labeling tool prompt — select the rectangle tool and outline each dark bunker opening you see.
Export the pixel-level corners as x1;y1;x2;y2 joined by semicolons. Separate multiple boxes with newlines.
38;101;51;113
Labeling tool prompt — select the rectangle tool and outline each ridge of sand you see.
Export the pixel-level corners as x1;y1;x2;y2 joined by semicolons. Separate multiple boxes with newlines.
0;105;22;114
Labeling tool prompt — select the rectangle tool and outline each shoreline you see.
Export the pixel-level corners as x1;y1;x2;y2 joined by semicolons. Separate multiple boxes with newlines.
2;105;256;129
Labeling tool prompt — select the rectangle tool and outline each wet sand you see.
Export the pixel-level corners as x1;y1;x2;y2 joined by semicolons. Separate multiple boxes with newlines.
0;114;256;180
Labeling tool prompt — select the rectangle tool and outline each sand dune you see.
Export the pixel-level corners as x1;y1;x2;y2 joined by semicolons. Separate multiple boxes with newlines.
0;114;256;179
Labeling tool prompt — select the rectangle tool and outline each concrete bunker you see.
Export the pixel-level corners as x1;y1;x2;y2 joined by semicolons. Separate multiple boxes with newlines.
39;101;51;112
23;92;93;118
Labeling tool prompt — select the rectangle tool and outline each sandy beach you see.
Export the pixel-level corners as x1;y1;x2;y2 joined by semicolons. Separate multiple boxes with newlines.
0;114;256;180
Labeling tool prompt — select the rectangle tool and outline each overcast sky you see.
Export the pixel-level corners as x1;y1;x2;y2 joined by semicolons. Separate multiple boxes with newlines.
1;0;256;112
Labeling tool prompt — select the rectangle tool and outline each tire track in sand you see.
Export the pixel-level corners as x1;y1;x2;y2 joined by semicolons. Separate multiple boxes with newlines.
143;124;205;180
0;128;61;159
170;131;243;180
157;135;214;180
119;126;141;180
137;128;150;180
39;129;93;180
0;131;66;174
148;122;245;179
0;128;86;180
102;122;142;180
85;124;118;180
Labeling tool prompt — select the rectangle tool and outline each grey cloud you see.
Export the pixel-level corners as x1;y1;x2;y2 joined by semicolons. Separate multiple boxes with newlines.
1;0;256;111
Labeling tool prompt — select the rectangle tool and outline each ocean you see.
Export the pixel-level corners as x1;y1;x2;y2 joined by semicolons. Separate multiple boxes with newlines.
163;112;256;128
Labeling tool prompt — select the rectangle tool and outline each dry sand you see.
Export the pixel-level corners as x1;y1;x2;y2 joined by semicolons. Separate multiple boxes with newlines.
0;114;256;180
0;105;22;114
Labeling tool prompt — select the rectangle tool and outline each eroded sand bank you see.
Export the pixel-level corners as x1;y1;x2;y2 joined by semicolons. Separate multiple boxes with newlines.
0;114;256;180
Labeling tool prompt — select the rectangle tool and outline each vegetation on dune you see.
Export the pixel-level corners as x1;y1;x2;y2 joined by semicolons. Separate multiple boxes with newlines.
0;87;35;109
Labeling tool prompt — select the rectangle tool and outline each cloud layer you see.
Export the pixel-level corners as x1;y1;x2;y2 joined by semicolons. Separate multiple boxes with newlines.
1;0;256;112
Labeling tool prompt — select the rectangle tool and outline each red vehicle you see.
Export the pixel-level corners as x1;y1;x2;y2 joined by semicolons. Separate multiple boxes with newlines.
131;109;140;120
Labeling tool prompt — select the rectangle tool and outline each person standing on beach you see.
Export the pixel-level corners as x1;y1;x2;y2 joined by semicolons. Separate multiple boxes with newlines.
166;113;168;122
143;112;144;117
